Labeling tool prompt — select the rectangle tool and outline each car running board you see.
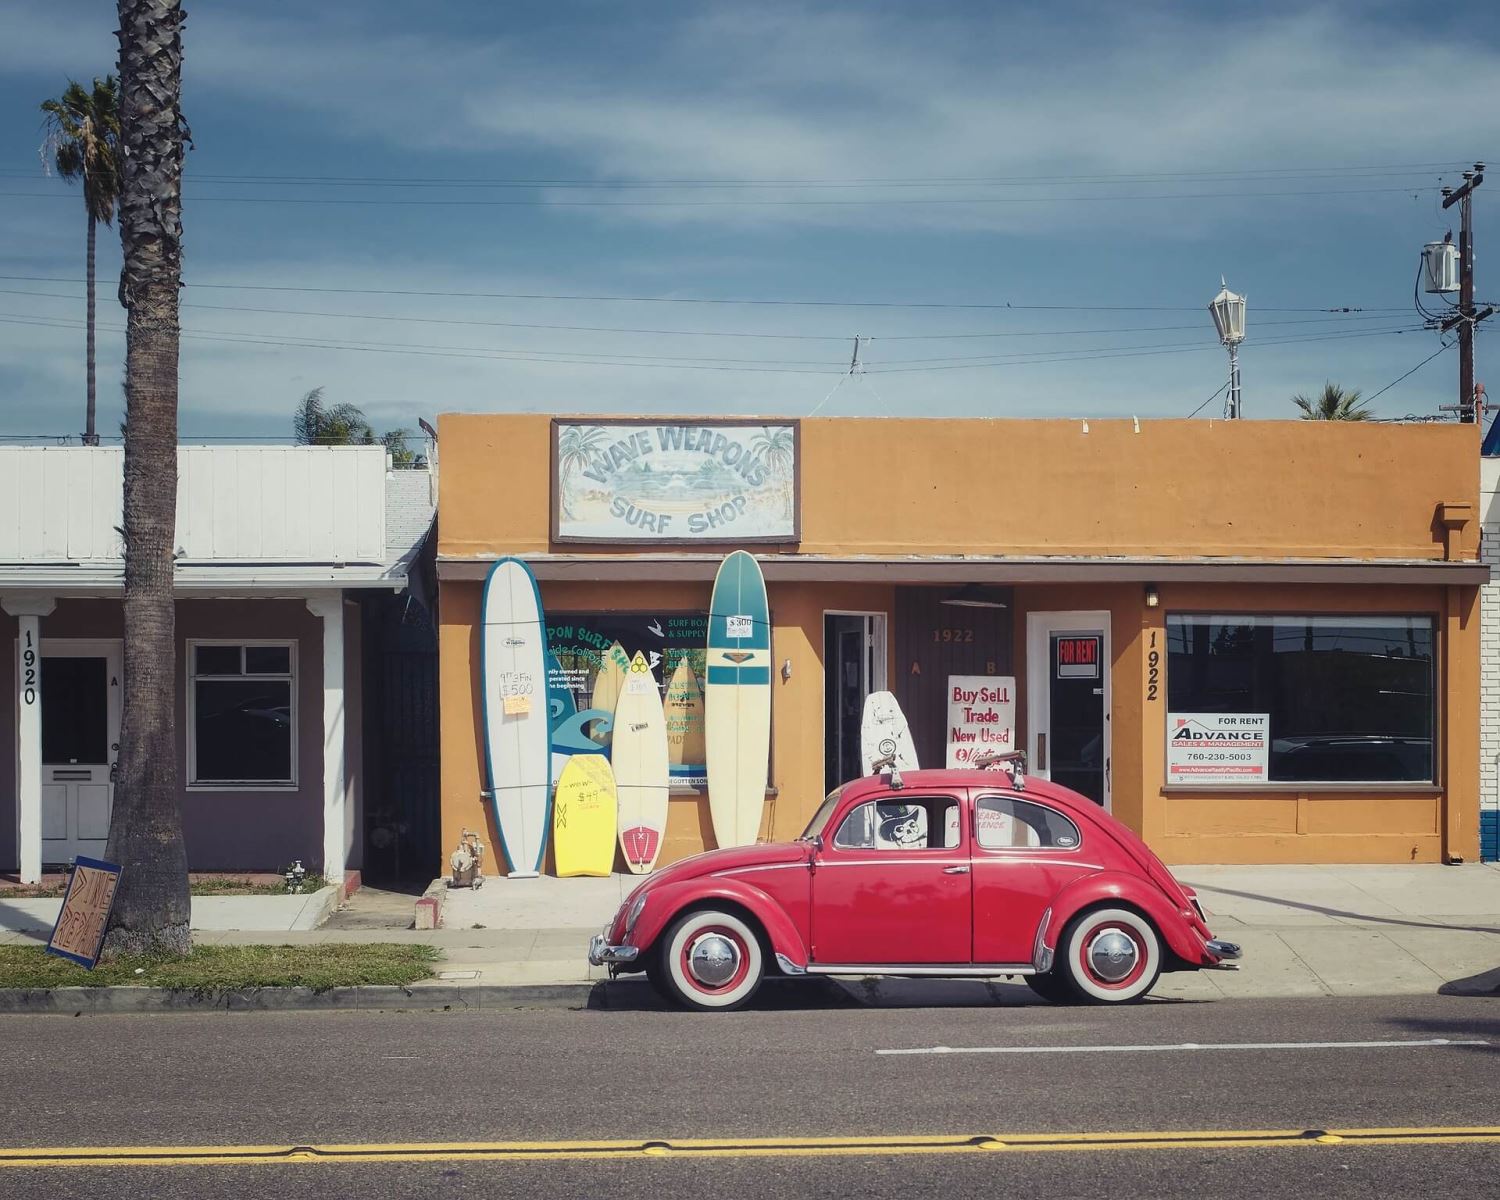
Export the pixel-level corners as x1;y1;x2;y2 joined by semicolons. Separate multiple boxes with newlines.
787;962;1037;978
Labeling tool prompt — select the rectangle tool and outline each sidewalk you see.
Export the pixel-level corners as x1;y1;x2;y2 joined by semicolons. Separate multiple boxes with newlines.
3;864;1496;1007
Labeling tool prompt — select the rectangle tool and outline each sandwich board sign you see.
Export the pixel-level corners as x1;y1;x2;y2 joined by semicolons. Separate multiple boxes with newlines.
46;856;123;968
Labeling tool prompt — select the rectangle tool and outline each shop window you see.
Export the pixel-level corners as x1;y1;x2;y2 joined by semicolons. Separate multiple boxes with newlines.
1166;616;1434;784
833;798;960;850
189;641;296;787
974;796;1080;850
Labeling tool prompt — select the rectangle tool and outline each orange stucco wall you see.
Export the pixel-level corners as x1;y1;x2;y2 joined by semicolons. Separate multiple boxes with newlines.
436;415;1482;870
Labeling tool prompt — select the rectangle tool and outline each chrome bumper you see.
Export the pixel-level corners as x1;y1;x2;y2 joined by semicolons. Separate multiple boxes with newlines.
1205;938;1243;968
588;933;640;967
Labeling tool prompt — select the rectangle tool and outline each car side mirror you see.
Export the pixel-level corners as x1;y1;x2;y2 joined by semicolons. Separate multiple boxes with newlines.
810;834;824;852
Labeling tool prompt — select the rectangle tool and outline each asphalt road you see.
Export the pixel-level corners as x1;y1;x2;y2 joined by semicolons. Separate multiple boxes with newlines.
1;994;1496;1198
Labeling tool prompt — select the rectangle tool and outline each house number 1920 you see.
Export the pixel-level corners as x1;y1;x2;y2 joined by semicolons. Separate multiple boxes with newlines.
1146;630;1160;702
21;628;37;706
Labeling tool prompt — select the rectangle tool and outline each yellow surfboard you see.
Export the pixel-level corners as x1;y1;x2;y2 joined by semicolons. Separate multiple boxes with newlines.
664;658;706;779
552;754;618;877
588;641;630;745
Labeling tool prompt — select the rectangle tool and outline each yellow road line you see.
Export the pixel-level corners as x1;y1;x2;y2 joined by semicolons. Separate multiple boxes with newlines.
3;1127;1500;1168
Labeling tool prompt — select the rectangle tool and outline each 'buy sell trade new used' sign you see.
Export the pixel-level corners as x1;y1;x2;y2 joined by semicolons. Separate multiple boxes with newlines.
946;675;1016;767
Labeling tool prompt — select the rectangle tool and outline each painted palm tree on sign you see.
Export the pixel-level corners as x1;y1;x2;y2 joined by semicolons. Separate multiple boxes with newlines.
557;424;609;518
1292;384;1372;421
105;0;191;958
751;425;796;518
40;76;122;446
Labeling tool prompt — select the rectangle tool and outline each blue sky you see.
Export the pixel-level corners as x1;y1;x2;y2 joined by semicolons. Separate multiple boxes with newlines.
2;0;1497;441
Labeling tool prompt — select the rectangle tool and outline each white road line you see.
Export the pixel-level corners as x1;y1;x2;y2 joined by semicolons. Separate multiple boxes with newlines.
877;1038;1489;1057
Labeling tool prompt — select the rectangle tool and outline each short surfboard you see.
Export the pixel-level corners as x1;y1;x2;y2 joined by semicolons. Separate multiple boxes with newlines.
860;690;920;776
664;658;707;786
480;557;551;877
552;753;617;878
705;551;772;848
588;640;630;746
612;652;670;874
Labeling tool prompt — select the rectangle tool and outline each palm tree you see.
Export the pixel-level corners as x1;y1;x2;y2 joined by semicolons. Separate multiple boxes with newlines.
1292;383;1372;421
556;424;609;518
750;426;796;517
40;76;122;447
292;388;417;464
104;0;192;959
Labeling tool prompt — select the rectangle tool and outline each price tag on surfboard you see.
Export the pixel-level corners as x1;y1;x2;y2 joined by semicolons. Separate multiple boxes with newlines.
503;693;531;715
726;614;754;638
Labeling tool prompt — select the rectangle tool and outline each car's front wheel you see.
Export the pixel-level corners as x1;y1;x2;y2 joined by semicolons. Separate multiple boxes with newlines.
655;908;765;1011
1055;907;1162;1004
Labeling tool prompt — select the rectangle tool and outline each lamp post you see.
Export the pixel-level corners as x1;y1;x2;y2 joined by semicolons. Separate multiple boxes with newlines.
1209;278;1247;419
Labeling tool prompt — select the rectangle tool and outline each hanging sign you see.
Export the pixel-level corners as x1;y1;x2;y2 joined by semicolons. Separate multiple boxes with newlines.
946;675;1016;767
1055;635;1101;680
46;857;123;969
553;419;800;543
1167;713;1270;786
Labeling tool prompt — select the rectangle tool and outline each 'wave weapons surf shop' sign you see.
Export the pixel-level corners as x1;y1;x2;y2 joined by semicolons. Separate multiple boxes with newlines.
553;419;800;543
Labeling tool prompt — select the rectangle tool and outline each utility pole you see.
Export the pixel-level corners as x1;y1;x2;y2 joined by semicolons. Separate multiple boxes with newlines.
1441;163;1490;421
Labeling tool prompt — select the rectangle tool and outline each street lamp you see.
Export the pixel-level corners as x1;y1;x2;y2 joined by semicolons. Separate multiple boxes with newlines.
1209;278;1247;419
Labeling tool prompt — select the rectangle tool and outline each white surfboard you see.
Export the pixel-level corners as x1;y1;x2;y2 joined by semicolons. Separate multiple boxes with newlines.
480;557;551;877
860;690;920;776
588;641;630;745
706;551;772;848
612;652;670;874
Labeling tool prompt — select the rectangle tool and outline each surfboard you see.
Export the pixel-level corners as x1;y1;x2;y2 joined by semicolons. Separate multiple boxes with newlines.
705;551;772;848
588;641;630;745
664;657;707;785
612;652;670;874
480;557;551;877
860;690;920;776
552;753;618;878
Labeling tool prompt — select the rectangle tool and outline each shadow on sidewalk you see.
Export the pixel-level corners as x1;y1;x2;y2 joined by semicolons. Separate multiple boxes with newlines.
1188;883;1500;937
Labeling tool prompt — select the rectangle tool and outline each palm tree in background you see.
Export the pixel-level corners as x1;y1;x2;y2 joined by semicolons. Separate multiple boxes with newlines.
104;0;191;958
292;387;417;465
1292;383;1372;421
40;76;122;446
751;425;796;518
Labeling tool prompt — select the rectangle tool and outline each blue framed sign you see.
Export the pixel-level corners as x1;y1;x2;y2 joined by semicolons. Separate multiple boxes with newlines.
46;856;123;969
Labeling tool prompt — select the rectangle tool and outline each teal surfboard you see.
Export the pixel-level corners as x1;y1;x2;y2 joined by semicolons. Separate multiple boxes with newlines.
705;551;772;847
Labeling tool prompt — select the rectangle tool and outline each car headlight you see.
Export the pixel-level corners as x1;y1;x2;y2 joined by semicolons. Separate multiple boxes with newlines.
625;892;647;934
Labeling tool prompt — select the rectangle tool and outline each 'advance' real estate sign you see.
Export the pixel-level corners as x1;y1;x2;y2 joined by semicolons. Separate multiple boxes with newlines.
946;675;1016;767
1167;713;1270;785
553;419;799;543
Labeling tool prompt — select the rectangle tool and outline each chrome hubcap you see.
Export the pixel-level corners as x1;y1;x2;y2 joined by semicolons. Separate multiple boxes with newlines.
687;932;740;987
1087;929;1138;982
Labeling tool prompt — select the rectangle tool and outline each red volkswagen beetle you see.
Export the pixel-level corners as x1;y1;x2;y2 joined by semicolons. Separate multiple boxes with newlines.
589;761;1240;1010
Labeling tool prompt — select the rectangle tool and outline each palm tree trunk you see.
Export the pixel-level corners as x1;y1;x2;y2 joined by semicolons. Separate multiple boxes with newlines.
103;0;190;958
84;212;98;445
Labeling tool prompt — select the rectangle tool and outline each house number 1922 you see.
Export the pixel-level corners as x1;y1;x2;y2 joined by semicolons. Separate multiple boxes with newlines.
1146;630;1160;702
21;628;37;706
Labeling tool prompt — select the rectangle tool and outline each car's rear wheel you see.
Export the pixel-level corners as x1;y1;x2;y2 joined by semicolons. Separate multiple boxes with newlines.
656;908;764;1011
1056;907;1162;1004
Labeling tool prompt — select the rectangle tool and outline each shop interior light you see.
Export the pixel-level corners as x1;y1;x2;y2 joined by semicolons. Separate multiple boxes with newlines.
940;584;1008;609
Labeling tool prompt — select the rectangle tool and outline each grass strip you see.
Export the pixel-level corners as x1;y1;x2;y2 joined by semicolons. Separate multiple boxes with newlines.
0;943;438;992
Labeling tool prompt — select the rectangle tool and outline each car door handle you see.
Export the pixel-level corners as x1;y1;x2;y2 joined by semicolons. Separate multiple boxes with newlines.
942;865;970;875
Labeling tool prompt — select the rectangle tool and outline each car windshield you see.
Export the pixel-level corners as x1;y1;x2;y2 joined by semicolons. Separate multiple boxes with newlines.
798;787;843;840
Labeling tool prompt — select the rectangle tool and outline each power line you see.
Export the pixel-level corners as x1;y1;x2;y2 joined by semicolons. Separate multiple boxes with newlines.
1186;380;1233;418
0;286;1415;343
0;274;1404;314
1364;341;1456;403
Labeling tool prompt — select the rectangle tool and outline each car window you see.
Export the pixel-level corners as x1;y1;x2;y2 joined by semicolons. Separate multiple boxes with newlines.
833;797;961;851
800;787;843;840
974;795;1080;850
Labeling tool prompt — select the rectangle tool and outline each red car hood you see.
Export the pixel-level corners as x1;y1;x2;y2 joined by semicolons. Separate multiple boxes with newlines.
633;840;810;894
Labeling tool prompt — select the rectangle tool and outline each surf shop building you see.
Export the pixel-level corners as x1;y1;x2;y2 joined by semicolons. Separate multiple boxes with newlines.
435;414;1486;870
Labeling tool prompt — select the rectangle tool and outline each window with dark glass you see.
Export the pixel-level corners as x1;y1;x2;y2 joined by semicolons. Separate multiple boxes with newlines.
1166;616;1434;784
191;642;295;785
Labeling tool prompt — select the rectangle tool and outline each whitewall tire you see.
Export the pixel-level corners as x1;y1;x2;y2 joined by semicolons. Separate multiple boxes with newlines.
1058;907;1162;1004
657;908;764;1011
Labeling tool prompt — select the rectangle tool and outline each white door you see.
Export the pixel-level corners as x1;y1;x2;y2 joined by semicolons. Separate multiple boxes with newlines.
1026;613;1111;811
823;612;888;793
40;640;122;865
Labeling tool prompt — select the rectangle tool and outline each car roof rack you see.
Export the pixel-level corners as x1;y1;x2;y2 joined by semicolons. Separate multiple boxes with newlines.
972;749;1027;791
868;753;904;790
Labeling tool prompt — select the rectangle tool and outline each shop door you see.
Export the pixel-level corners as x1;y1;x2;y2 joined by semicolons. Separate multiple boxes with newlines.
40;641;122;865
1026;614;1110;809
823;614;886;793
